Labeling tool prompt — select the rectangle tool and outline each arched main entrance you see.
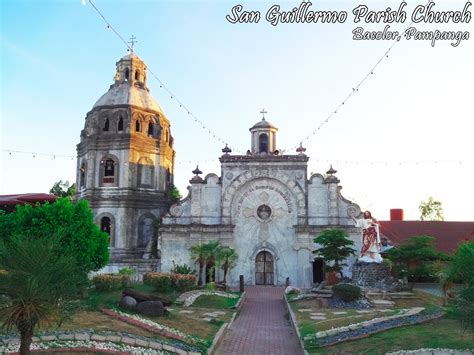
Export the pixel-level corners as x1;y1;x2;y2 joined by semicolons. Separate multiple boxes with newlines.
255;251;274;285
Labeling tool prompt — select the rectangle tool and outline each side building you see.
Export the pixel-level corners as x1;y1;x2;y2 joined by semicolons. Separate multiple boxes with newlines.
76;52;175;273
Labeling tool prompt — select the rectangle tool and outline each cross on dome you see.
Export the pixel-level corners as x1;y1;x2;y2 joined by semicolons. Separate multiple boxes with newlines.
128;35;138;51
260;108;267;120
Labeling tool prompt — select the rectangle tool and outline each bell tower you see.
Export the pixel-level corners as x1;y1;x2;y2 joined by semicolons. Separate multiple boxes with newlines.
76;52;175;272
249;109;278;154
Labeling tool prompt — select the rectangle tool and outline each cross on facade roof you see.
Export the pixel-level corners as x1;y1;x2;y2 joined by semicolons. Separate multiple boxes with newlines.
128;35;138;50
260;108;267;119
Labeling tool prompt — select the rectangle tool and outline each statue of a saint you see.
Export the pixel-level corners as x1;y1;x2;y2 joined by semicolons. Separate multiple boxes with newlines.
351;210;382;263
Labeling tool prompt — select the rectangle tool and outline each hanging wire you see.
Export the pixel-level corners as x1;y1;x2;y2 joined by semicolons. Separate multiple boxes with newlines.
287;0;433;152
86;0;242;153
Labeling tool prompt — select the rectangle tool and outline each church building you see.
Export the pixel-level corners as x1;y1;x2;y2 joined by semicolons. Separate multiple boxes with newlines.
77;53;365;287
160;115;364;288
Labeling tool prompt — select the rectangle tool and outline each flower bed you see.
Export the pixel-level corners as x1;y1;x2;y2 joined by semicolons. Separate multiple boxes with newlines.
101;308;205;346
0;329;200;354
1;340;164;354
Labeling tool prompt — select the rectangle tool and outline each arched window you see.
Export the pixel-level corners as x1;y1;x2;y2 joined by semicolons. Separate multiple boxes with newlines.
100;217;111;236
80;162;86;189
125;68;129;81
103;118;109;132
135;120;141;132
148;122;154;136
102;158;116;184
259;133;268;153
135;70;140;81
165;129;169;142
118;117;124;131
100;216;114;245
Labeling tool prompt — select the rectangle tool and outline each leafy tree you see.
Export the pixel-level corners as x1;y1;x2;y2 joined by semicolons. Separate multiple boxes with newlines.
447;241;474;332
216;246;238;284
189;240;220;286
386;235;448;281
167;184;182;204
313;229;356;278
419;196;444;221
49;180;76;198
0;235;84;354
0;198;109;274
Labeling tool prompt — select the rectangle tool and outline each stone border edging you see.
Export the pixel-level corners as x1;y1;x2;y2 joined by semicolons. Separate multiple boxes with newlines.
0;337;200;354
387;348;474;355
208;291;246;354
317;311;445;348
284;294;309;355
207;322;228;355
231;291;246;311
101;308;188;342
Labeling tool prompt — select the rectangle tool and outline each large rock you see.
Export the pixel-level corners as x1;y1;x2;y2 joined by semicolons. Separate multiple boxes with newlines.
136;301;166;317
119;295;137;310
122;288;173;306
285;286;302;294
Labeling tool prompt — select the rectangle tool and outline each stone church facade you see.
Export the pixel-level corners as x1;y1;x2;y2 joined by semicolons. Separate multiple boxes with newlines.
77;54;365;287
76;53;175;273
161;118;363;288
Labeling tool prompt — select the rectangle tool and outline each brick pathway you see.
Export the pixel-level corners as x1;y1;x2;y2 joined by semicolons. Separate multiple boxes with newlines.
215;286;303;355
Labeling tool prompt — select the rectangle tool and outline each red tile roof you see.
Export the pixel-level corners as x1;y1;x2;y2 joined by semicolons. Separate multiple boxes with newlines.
0;193;56;206
379;220;474;254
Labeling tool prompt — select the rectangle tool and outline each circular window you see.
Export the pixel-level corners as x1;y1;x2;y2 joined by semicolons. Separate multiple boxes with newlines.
257;204;272;220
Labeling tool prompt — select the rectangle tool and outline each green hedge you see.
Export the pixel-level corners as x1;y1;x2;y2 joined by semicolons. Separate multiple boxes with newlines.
333;283;361;302
144;272;197;292
93;273;129;291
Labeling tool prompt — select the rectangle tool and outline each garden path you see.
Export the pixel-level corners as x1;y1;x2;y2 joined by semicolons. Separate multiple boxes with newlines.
215;286;303;355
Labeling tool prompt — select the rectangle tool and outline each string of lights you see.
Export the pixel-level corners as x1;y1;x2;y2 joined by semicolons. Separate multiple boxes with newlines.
2;148;466;166
85;0;243;153
288;0;433;152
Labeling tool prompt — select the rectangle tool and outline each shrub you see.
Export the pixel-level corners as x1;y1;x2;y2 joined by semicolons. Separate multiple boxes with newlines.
144;272;197;292
93;273;129;291
174;274;197;291
172;263;194;275
332;283;361;302
118;267;136;277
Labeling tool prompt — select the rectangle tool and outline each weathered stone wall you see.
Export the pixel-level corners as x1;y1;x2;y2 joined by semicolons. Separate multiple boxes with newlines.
352;262;393;289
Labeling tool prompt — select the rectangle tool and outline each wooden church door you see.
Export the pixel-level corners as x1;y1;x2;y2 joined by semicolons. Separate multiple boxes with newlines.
255;251;274;285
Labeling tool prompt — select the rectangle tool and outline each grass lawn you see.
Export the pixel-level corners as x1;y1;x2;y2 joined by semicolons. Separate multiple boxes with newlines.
311;317;473;354
192;294;240;309
289;291;473;354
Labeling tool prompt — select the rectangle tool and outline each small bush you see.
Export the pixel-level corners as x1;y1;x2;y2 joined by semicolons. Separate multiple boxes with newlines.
333;283;361;302
172;263;195;275
118;267;136;277
144;272;197;292
144;272;174;292
93;273;129;291
174;274;197;291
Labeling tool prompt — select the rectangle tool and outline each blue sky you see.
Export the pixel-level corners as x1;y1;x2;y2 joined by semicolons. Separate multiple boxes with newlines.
1;0;473;221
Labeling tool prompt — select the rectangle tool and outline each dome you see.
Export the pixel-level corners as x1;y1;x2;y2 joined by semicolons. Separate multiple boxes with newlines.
92;82;164;114
92;52;164;114
249;118;278;131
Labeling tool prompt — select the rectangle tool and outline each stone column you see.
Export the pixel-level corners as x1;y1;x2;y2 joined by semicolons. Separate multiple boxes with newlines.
324;166;340;226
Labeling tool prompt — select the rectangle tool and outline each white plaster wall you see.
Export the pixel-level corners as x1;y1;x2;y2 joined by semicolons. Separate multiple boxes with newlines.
228;177;299;286
308;174;329;225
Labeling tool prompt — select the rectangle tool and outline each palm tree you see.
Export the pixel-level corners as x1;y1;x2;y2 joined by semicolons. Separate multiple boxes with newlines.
216;247;238;284
0;235;83;354
190;243;207;286
190;240;221;286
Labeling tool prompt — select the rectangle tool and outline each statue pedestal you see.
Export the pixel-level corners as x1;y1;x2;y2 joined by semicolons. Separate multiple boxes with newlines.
352;262;394;290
